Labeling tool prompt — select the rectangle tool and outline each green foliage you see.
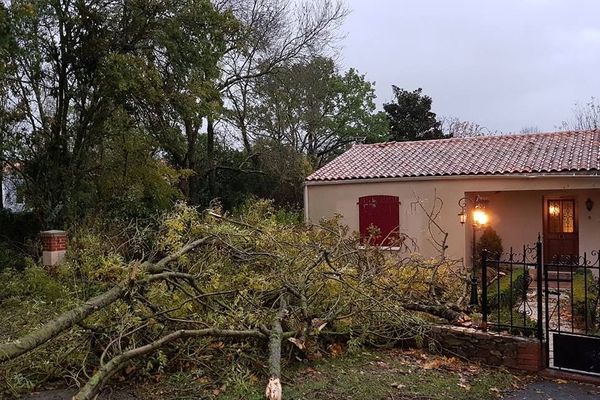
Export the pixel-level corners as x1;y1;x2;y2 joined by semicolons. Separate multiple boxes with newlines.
383;86;449;141
250;57;388;168
1;0;236;226
476;226;503;267
486;268;537;336
0;199;459;397
0;211;40;272
486;269;529;309
488;308;538;337
572;269;599;327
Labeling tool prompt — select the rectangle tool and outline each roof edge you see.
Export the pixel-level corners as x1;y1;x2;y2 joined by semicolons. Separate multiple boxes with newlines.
305;171;600;186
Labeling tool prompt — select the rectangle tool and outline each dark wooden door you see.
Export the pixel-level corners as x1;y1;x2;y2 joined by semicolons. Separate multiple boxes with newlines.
543;197;579;265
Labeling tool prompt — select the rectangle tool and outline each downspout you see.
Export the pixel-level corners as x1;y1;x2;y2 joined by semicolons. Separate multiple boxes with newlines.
303;182;309;223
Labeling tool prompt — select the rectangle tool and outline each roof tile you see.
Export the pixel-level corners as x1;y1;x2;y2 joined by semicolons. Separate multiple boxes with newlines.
306;130;600;181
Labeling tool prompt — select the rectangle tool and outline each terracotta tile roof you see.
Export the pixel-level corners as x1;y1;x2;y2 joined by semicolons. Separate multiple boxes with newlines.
306;130;600;181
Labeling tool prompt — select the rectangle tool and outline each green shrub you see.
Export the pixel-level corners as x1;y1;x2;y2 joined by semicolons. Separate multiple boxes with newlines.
476;227;503;266
486;268;530;309
0;266;68;303
572;269;599;327
488;308;538;337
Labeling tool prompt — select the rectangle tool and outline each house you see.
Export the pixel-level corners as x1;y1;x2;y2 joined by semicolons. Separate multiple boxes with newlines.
304;130;600;265
2;166;26;213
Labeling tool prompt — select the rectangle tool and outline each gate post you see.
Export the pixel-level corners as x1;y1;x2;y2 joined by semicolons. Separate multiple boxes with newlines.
481;249;488;330
535;238;543;341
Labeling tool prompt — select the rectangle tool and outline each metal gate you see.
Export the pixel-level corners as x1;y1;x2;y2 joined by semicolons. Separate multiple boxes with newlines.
482;239;600;375
543;251;600;375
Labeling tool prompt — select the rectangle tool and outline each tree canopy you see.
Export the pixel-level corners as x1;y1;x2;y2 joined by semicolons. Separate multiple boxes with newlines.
0;0;467;225
383;86;449;141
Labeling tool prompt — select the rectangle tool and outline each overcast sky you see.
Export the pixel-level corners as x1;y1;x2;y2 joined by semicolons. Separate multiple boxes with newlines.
340;0;600;134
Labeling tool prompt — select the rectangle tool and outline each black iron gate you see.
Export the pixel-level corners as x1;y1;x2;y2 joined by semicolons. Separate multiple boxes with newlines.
482;239;600;375
481;241;543;339
543;252;600;375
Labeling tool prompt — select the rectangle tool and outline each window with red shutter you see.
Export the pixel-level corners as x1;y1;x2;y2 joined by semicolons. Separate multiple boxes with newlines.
358;195;400;246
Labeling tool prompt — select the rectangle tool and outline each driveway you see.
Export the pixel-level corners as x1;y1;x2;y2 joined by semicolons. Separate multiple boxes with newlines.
506;379;600;400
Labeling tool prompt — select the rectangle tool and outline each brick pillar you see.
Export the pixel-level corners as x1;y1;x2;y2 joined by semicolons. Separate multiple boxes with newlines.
40;230;68;267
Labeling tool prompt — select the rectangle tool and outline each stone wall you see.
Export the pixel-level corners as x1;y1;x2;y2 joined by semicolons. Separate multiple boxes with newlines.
430;325;545;372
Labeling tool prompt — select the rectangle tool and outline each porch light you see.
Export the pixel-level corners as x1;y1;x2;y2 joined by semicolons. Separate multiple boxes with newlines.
586;198;594;212
457;195;490;307
473;209;489;226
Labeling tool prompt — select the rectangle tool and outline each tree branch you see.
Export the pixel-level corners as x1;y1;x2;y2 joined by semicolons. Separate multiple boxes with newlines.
74;328;267;400
0;238;211;363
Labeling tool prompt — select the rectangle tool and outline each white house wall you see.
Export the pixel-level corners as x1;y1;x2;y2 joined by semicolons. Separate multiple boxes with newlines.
305;175;600;263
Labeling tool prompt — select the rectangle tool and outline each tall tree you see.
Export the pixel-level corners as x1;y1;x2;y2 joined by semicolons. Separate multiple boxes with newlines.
1;0;233;224
208;0;347;197
383;86;448;141
250;57;387;167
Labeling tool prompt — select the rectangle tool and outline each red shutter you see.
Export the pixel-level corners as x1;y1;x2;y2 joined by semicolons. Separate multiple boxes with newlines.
358;195;400;246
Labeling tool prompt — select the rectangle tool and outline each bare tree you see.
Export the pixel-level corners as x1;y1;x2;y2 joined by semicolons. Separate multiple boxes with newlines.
440;117;494;137
561;97;600;130
206;0;348;191
519;126;541;134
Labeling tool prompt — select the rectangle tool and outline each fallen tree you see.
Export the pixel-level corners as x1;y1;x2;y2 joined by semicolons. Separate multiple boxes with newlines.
0;238;212;363
0;201;469;399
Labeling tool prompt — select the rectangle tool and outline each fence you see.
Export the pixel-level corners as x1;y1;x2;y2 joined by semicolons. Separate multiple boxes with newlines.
481;241;543;339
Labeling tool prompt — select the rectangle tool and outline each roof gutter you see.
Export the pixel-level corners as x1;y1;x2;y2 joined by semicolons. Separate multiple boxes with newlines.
304;173;600;186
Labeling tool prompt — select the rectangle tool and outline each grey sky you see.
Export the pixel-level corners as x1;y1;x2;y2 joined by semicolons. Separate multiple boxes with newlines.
340;0;600;133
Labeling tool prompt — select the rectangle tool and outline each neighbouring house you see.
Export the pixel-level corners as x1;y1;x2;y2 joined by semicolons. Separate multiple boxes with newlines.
304;130;600;265
1;166;26;213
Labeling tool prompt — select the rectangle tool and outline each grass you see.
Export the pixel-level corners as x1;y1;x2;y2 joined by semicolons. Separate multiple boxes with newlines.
134;349;517;400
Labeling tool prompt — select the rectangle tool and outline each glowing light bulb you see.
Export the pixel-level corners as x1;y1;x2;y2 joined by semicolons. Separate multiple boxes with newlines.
473;209;488;226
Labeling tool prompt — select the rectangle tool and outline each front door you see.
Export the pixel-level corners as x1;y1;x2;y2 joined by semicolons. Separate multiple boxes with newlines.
543;197;579;264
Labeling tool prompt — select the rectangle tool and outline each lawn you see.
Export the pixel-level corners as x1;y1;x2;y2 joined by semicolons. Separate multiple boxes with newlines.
130;349;519;400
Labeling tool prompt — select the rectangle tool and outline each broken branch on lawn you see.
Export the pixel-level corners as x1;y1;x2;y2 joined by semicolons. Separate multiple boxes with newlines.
73;328;269;400
0;237;211;363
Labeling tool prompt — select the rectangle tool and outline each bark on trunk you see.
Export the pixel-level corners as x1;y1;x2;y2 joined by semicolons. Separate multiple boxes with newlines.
265;299;286;400
0;285;125;363
206;116;216;200
403;303;470;325
0;166;4;210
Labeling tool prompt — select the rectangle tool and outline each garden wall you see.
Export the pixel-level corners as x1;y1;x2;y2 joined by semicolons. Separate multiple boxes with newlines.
430;325;545;372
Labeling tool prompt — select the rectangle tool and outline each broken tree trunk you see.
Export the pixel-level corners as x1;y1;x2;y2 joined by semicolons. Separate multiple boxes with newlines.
403;303;471;326
265;298;286;400
0;238;211;363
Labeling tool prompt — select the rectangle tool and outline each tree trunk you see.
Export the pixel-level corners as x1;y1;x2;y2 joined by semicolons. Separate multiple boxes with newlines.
403;303;470;325
265;298;286;400
184;121;200;204
0;165;4;210
206;116;216;200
